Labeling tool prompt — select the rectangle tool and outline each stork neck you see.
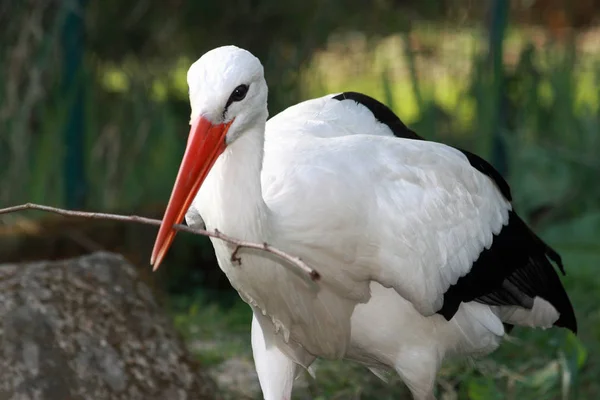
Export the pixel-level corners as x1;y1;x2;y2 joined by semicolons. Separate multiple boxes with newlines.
201;118;270;239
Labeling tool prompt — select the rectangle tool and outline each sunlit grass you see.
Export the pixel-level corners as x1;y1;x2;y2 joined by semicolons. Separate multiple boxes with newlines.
101;65;130;92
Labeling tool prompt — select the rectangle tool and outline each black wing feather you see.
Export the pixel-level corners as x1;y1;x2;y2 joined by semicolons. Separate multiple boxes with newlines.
333;91;577;333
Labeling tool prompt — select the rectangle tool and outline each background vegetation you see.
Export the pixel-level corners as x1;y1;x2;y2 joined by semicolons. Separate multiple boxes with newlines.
1;0;599;398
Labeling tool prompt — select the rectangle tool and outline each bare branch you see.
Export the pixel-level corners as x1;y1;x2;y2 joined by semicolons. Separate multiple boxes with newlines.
0;203;321;283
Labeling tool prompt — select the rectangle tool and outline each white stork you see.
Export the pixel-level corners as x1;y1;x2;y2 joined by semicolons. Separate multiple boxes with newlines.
150;46;576;400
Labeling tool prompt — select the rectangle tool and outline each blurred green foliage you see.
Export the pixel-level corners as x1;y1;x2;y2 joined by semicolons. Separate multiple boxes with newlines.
1;0;600;398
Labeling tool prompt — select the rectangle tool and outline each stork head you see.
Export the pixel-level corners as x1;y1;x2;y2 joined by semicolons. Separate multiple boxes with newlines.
150;45;268;270
187;45;269;142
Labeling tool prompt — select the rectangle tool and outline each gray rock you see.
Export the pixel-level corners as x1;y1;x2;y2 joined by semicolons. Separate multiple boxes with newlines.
0;252;219;400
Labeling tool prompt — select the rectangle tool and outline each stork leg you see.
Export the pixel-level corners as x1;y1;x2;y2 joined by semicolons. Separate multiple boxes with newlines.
251;312;297;400
393;347;441;400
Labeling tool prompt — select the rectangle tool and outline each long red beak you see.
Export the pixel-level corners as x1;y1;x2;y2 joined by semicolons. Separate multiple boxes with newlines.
150;116;233;270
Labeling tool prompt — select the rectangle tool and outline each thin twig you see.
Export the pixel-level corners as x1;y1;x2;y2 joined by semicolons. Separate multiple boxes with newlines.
0;203;321;282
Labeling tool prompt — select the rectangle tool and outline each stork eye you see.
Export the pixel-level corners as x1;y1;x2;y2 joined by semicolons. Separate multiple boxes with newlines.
229;84;249;102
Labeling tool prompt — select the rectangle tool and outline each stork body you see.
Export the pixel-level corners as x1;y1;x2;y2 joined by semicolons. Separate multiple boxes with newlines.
151;46;576;400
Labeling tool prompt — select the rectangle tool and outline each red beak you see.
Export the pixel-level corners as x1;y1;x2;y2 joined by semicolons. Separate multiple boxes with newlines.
150;116;233;270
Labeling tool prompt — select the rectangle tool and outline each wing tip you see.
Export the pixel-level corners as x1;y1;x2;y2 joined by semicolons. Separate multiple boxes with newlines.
440;210;577;334
551;291;578;334
556;314;578;334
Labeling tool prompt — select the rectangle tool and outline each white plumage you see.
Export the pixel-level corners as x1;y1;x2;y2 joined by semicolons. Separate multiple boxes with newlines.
151;46;576;400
